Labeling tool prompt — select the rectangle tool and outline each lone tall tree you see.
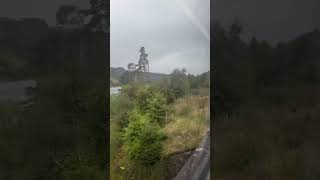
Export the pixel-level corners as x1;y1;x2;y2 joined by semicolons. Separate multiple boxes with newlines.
126;47;150;82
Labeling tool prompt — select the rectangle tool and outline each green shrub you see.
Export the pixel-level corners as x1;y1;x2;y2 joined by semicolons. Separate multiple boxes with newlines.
121;84;139;100
168;68;190;99
110;90;135;129
146;92;167;125
110;95;119;116
131;86;168;125
123;112;166;166
135;86;154;112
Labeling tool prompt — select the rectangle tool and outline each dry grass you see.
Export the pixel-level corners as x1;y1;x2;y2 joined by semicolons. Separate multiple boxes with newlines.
162;96;210;157
213;101;320;180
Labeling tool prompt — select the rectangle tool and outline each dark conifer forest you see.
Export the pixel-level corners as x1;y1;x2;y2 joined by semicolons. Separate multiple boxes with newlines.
213;21;320;179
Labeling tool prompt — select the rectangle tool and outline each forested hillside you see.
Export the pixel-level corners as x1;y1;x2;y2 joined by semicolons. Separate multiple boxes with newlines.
213;21;320;179
0;1;109;179
110;66;167;86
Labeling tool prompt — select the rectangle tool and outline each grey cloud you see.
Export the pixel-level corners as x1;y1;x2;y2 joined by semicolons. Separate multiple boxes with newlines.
111;0;210;74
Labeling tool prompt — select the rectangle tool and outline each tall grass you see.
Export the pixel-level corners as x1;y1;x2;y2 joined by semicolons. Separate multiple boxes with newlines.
110;157;169;180
163;96;209;157
213;102;320;180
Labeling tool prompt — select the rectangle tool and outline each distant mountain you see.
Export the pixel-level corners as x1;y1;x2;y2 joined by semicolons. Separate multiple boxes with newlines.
141;71;167;81
110;66;167;85
110;67;126;80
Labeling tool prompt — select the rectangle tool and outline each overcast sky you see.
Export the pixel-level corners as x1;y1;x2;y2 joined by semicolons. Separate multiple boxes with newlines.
0;0;319;72
110;0;210;75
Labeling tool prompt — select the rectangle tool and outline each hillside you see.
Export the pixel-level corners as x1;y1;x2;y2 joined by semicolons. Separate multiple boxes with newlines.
110;66;167;85
110;67;126;79
141;71;168;81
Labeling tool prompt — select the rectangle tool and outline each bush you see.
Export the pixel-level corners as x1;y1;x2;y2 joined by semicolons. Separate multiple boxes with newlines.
134;86;167;125
153;78;176;104
168;68;190;99
110;85;136;129
123;112;166;166
135;86;154;112
146;92;167;125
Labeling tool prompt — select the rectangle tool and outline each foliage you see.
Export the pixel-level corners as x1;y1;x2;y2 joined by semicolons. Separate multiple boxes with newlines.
151;78;176;104
213;21;320;179
111;68;210;178
134;86;167;125
123;111;166;166
0;32;107;180
56;0;108;32
110;84;168;168
213;21;320;106
111;87;135;129
0;4;108;179
168;68;190;99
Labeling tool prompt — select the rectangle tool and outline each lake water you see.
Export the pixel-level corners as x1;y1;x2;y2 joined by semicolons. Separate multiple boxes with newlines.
110;87;121;95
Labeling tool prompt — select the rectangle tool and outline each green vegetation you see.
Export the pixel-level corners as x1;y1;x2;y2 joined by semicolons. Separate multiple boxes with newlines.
0;2;108;179
123;112;165;166
0;73;107;180
214;102;320;180
110;68;210;180
213;21;320;179
0;31;107;180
